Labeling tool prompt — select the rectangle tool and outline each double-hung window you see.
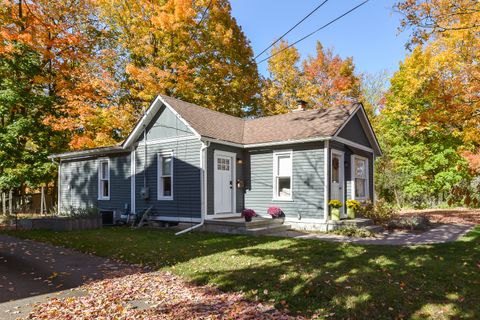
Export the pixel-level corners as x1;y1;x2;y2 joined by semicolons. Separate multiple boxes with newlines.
273;151;293;200
158;152;173;200
353;156;368;200
98;159;110;200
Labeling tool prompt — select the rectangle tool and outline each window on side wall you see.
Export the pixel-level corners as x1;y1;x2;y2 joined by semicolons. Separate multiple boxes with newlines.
158;152;173;200
353;156;368;200
98;159;110;200
273;151;292;201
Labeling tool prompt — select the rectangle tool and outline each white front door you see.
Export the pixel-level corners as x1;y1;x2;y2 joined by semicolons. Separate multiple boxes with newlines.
330;150;345;218
214;152;234;214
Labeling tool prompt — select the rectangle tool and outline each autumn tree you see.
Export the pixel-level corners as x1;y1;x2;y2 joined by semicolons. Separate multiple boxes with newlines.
260;41;303;115
300;42;362;109
97;0;260;117
0;0;128;150
374;0;480;206
260;40;362;115
394;0;480;173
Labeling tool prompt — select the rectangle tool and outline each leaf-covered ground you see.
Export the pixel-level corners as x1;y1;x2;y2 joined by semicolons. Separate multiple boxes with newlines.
25;271;300;320
400;208;480;225
5;226;480;319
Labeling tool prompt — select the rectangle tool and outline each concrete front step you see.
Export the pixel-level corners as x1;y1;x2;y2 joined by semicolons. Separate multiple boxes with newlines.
246;224;291;236
202;216;289;235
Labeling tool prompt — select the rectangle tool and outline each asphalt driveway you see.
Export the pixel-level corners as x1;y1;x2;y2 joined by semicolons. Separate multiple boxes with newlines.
0;234;141;319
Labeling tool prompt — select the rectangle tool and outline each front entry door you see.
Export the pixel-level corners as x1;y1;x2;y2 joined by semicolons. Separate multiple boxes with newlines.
330;150;345;218
214;153;234;214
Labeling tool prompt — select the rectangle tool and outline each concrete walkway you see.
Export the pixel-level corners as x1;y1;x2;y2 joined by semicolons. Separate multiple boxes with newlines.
0;235;142;319
271;223;474;245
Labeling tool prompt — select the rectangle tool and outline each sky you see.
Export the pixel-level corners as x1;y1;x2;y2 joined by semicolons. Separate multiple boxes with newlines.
230;0;411;77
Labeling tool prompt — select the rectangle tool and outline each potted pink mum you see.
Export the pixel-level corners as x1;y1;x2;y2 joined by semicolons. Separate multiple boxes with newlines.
267;206;285;219
241;209;257;222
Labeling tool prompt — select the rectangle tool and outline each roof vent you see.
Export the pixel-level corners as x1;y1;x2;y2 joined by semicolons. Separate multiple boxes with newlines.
293;99;307;112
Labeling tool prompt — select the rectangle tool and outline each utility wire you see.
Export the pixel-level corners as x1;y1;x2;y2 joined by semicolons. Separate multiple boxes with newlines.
196;0;213;28
257;0;370;64
254;0;329;60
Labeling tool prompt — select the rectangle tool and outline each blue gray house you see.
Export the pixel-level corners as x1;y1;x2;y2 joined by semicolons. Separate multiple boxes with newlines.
50;95;382;231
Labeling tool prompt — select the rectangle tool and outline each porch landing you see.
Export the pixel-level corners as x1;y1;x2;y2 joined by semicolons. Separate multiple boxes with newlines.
202;216;290;236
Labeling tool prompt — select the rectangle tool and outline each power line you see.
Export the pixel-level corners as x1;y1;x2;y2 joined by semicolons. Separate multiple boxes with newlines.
196;0;213;28
254;0;329;60
257;0;370;65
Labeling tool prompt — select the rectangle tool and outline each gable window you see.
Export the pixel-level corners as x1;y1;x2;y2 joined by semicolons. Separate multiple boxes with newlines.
98;159;110;200
353;156;368;200
273;151;293;200
158;152;173;200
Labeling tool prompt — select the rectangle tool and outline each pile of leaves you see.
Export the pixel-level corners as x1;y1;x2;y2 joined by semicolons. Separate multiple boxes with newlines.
25;271;303;320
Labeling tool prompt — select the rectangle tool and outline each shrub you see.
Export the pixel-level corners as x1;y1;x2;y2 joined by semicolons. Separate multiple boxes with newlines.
330;226;376;238
267;206;285;218
241;209;257;218
346;200;361;210
328;200;343;208
357;199;398;225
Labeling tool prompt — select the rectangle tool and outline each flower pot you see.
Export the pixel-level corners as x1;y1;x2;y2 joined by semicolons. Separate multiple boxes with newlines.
347;207;356;219
330;208;341;221
244;216;252;222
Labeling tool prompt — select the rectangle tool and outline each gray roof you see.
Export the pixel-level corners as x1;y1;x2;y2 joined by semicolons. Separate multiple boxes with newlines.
159;94;359;145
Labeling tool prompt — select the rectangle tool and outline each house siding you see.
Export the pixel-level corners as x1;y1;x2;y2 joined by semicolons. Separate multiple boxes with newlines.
206;143;245;215
134;138;202;219
338;114;372;148
244;142;326;220
59;153;131;213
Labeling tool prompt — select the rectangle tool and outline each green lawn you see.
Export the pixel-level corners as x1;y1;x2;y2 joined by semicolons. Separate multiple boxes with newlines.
5;227;480;319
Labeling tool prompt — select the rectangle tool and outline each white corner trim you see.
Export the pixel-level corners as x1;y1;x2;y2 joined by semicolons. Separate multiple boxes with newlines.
323;140;329;222
351;154;369;201
333;136;374;153
97;157;110;201
130;149;136;214
157;151;174;201
272;149;293;201
200;141;209;219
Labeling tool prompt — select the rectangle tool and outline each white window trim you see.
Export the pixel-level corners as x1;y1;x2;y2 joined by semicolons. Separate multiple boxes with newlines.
157;151;174;200
351;155;369;201
272;150;293;201
98;158;110;200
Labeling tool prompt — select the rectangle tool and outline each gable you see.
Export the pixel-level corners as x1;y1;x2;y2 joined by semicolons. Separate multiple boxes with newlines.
337;113;372;148
137;104;194;142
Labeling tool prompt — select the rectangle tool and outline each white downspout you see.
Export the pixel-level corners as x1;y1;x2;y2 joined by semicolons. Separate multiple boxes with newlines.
176;140;209;235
